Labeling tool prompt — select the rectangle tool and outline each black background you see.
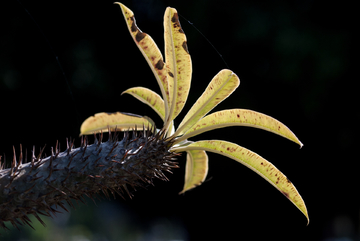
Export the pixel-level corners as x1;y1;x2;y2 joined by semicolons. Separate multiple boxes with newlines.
0;0;356;240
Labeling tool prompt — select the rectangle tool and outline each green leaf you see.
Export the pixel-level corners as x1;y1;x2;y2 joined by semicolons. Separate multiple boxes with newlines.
116;2;170;119
80;112;155;135
163;7;192;130
122;87;166;121
177;109;303;147
172;140;309;224
180;150;209;194
175;69;240;136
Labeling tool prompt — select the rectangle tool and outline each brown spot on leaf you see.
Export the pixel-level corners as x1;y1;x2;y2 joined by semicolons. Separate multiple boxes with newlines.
155;59;164;70
282;191;290;199
130;17;137;32
286;177;292;184
171;13;179;23
182;41;189;54
168;72;174;78
135;32;146;42
237;114;240;118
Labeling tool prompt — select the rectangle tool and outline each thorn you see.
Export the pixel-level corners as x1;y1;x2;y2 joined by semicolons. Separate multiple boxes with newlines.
108;143;119;157
24;149;28;164
99;130;104;145
45;155;54;181
19;144;23;166
82;155;90;163
21;215;35;230
143;123;146;137
122;185;133;198
38;145;46;160
80;136;84;148
96;148;102;156
11;146;17;175
33;213;46;227
113;188;125;199
30;146;36;173
81;144;88;159
94;157;101;165
61;168;71;184
65;199;76;210
80;162;89;172
57;202;69;212
31;173;43;182
55;140;59;154
47;182;67;196
108;127;112;142
23;184;36;194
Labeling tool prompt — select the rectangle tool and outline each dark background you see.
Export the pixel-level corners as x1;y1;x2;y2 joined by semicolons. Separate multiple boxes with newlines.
0;0;356;240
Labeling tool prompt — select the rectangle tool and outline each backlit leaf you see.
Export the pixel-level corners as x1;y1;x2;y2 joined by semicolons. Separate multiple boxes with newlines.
172;140;309;224
80;112;155;135
175;69;239;136
116;2;170;118
177;109;303;147
122;87;166;121
180;150;208;194
163;7;192;129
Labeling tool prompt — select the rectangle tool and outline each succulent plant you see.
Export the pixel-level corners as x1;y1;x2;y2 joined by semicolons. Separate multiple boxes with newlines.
81;3;308;223
0;2;308;231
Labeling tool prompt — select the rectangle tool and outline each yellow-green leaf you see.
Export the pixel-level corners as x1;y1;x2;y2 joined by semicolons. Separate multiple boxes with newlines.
175;69;240;136
177;109;303;147
172;140;309;224
122;87;166;121
163;7;192;128
116;2;170;118
180;150;209;194
80;112;155;135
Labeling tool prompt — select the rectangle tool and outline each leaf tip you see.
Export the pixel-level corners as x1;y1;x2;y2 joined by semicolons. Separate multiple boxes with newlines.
299;141;304;149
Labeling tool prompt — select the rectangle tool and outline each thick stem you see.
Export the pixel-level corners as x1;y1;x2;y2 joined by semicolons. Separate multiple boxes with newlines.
0;132;178;230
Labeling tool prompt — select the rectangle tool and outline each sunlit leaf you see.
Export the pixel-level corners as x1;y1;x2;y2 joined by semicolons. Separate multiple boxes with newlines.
163;7;192;129
177;109;303;147
172;140;309;224
175;69;239;136
80;112;155;135
122;87;166;121
180;150;208;194
116;2;170;118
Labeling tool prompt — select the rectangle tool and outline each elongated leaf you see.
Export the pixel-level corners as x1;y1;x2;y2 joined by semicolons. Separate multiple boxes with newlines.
175;69;239;136
180;150;209;194
172;140;309;224
122;87;166;121
163;7;192;128
177;109;303;147
116;2;170;118
80;112;155;135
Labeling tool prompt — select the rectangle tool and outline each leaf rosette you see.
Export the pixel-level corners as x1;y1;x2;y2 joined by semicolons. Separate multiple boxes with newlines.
80;3;309;224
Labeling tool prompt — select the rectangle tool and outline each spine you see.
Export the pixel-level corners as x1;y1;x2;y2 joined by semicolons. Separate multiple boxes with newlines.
0;130;178;230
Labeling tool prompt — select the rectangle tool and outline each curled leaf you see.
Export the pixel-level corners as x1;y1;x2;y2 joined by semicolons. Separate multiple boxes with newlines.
177;109;303;147
80;112;155;135
122;87;166;121
180;149;208;194
172;140;309;224
116;2;170;118
175;69;239;136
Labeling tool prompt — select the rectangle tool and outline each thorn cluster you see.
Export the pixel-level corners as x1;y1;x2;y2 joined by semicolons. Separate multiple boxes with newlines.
0;130;178;231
